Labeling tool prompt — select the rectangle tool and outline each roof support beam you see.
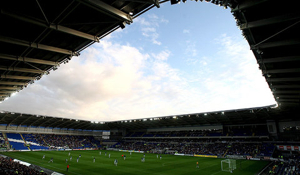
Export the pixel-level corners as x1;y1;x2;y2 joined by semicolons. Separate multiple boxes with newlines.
1;9;99;42
0;66;44;74
0;90;16;94
240;12;300;30
78;0;132;23
0;36;79;56
263;68;300;74
259;56;300;63
276;95;300;98
118;0;160;8
37;117;56;128
273;90;300;94
251;39;300;49
277;99;299;102
0;75;35;80
278;102;299;106
271;85;300;89
0;54;57;66
19;115;35;126
0;87;20;90
268;77;300;82
0;81;27;86
232;0;268;12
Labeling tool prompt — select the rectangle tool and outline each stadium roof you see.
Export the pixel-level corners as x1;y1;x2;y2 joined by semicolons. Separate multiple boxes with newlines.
231;0;300;110
0;0;299;130
0;0;159;101
0;104;298;131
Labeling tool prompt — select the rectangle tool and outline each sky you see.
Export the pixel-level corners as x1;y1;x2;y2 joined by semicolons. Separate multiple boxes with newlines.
0;2;276;122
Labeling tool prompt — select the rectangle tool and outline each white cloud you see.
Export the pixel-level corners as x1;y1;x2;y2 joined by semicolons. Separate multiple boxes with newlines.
183;40;199;65
152;50;170;61
0;38;190;121
183;29;190;34
0;32;275;122
134;14;168;45
196;34;276;109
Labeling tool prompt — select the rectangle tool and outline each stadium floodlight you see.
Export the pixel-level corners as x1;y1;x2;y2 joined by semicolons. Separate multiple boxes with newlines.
182;0;187;3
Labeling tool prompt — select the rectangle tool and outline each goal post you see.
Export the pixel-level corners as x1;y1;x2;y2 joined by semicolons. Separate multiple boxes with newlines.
221;159;236;173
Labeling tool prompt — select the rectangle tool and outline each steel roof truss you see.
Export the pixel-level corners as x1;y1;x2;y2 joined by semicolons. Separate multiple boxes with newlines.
239;12;300;30
0;81;27;86
259;56;300;63
79;0;133;23
0;75;35;80
0;36;79;56
0;66;44;74
1;9;99;42
0;54;57;66
119;0;160;8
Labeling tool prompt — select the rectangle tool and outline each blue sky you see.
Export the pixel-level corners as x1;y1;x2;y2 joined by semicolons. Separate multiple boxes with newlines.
0;2;276;121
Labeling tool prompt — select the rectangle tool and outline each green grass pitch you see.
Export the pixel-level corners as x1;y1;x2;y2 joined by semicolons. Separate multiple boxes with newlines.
1;150;268;175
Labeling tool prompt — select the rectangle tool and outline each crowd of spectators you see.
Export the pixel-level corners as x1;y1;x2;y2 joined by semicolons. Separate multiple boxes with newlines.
124;126;269;138
125;130;268;139
0;157;47;175
267;155;300;175
25;134;100;149
125;130;225;137
113;140;275;158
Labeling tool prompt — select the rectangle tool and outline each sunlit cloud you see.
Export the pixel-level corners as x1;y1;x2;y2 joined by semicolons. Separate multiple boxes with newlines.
0;6;276;122
134;14;168;45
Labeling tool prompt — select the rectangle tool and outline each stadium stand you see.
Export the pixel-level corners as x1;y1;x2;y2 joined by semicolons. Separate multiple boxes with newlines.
5;133;28;150
0;156;47;175
0;0;300;174
3;133;101;150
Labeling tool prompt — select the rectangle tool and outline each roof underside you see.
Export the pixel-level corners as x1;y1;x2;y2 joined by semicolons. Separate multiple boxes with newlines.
0;0;299;130
0;105;298;131
232;0;300;110
0;0;157;100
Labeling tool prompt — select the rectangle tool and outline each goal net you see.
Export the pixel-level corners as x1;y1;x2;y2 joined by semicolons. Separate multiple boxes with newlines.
221;159;236;173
